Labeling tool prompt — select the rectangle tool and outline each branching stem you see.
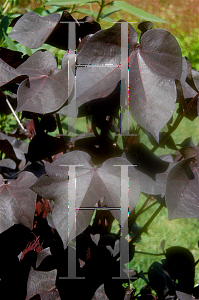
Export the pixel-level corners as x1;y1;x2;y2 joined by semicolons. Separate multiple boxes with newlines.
130;199;166;246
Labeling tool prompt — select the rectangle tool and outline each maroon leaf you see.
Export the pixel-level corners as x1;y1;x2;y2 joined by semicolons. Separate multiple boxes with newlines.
176;291;196;300
16;50;73;114
31;151;140;247
0;47;28;68
165;147;199;220
25;267;57;300
27;133;66;162
0;132;29;167
76;22;182;141
8;11;101;51
45;12;101;50
0;171;38;233
9;11;61;49
39;287;60;300
0;57;27;88
91;284;109;299
0;158;16;170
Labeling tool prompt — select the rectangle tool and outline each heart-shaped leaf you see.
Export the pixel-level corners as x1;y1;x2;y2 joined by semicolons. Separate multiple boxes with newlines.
0;171;38;233
75;22;182;141
165;147;199;220
9;11;61;49
16;50;73;114
9;10;101;51
31;151;140;248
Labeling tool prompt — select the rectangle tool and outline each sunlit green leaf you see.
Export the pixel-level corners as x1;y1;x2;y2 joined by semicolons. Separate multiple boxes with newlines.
0;16;9;44
2;28;18;51
46;0;97;5
112;1;167;23
102;5;121;18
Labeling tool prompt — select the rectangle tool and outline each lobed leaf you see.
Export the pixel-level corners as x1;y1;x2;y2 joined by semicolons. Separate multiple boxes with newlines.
16;50;72;114
31;151;140;248
0;172;38;233
76;22;182;141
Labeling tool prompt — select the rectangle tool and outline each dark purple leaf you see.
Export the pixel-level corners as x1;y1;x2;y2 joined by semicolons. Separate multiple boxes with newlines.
31;151;140;247
16;50;73;114
8;11;101;51
165;147;199;219
148;261;176;297
0;132;28;167
183;97;198;121
25;267;57;300
8;11;61;49
27;133;66;162
122;150;175;197
73;135;123;165
0;158;16;169
0;171;37;233
123;143;170;180
45;13;101;50
0;57;28;88
23;161;46;179
128;28;182;141
0;139;21;166
166;246;195;295
184;57;199;93
0;47;29;68
146;131;178;150
0;132;29;153
183;68;199;99
75;22;182;141
39;287;60;300
176;291;196;300
138;21;153;41
92;284;109;300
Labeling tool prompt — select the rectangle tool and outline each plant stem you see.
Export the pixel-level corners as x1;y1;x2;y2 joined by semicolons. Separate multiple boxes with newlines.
96;0;105;22
56;114;63;135
56;114;66;154
140;201;158;214
151;92;199;153
151;114;183;152
129;197;150;231
130;199;166;246
182;92;199;117
89;3;94;19
135;250;165;256
134;196;152;218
